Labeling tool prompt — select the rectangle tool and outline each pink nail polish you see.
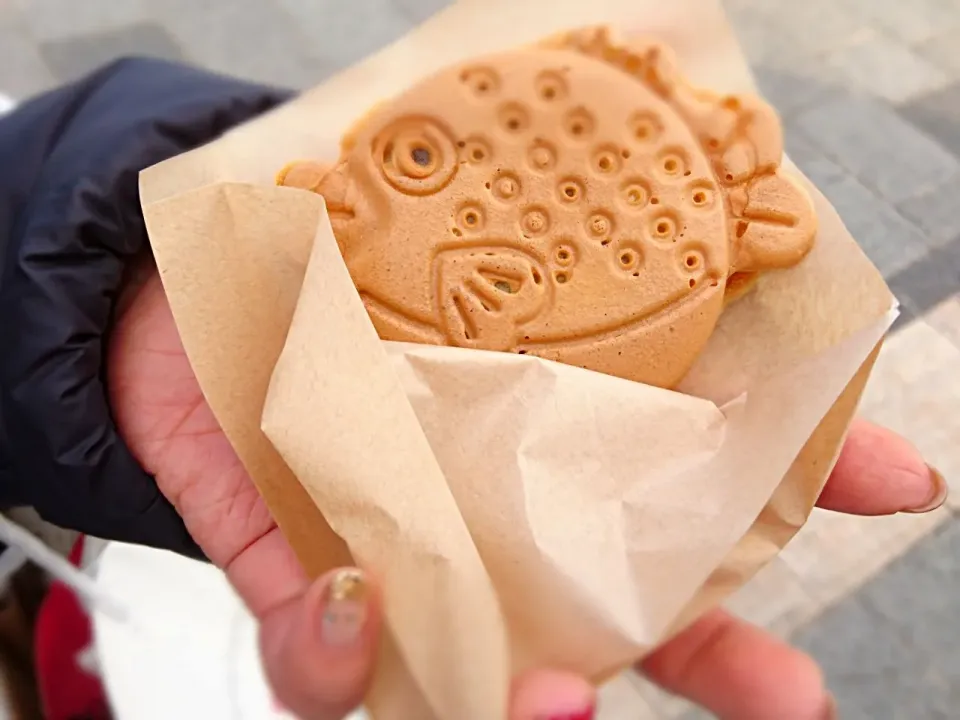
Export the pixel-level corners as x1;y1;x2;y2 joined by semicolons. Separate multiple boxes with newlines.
903;465;948;514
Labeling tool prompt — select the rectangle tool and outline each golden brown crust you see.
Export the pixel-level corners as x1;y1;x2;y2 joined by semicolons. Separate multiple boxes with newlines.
279;27;816;387
545;27;817;276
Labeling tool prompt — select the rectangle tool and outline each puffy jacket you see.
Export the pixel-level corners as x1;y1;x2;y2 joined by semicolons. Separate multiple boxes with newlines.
0;58;293;558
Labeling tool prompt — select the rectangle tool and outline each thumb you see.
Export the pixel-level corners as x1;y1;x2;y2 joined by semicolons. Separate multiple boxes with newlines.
259;568;380;720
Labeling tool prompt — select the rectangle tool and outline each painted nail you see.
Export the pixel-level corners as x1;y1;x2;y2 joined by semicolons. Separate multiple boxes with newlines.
538;709;595;720
903;466;948;514
319;568;369;646
819;693;837;720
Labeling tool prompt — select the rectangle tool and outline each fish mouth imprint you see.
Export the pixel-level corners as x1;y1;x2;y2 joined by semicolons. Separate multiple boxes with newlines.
433;244;550;350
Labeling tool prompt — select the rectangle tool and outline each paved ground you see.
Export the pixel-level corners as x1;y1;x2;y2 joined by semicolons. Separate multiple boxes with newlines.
2;0;960;718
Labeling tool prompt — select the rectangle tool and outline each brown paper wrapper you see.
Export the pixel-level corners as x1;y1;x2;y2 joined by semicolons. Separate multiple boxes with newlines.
139;1;896;718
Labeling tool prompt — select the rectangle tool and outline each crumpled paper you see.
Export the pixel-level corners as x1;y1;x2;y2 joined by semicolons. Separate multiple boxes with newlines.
139;1;895;718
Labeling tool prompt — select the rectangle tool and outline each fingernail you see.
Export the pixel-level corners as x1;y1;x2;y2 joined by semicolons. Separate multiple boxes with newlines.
319;568;369;646
903;466;948;514
820;693;837;720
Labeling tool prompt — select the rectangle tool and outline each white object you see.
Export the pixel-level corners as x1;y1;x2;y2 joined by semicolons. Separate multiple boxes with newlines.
0;515;126;621
0;93;16;116
91;542;369;720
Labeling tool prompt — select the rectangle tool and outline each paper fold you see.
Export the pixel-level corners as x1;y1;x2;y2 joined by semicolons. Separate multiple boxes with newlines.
262;183;893;691
260;188;509;720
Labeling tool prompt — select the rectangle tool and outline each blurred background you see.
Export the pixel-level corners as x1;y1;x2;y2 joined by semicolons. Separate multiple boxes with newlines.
1;0;958;718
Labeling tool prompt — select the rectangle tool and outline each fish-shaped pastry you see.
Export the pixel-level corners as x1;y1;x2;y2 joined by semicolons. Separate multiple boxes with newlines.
278;27;816;388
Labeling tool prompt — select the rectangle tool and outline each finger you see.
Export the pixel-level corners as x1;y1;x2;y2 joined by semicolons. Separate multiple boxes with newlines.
226;525;310;618
260;567;380;720
817;418;947;515
509;668;597;720
639;609;834;720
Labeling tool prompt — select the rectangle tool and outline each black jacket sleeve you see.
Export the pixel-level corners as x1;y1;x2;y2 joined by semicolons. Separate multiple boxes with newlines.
0;57;294;558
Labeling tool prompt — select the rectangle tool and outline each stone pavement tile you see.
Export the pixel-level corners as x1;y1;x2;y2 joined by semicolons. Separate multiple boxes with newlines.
591;513;952;716
863;518;960;636
771;504;951;609
796;94;960;204
0;18;57;99
13;0;151;41
917;25;960;77
724;556;816;636
38;22;185;84
862;315;960;391
151;0;323;89
924;295;960;354
814;172;930;278
896;173;960;249
899;82;960;161
746;0;873;62
852;0;960;45
858;318;960;501
677;512;957;720
783;130;826;170
393;0;452;26
822;29;950;104
753;58;843;117
784;128;848;188
886;235;960;318
277;0;414;77
790;517;960;720
725;4;785;66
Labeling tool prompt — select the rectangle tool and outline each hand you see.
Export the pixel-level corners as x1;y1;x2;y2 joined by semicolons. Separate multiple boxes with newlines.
635;418;946;720
108;269;597;719
109;270;945;720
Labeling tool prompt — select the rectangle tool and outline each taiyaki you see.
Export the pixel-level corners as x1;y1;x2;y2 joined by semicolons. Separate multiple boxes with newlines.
278;27;817;388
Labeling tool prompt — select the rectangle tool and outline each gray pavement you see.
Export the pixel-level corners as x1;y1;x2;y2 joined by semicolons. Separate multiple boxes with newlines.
792;520;960;719
2;0;960;718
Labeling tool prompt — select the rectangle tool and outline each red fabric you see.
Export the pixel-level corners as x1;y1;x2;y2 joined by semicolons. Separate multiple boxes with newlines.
34;535;112;720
